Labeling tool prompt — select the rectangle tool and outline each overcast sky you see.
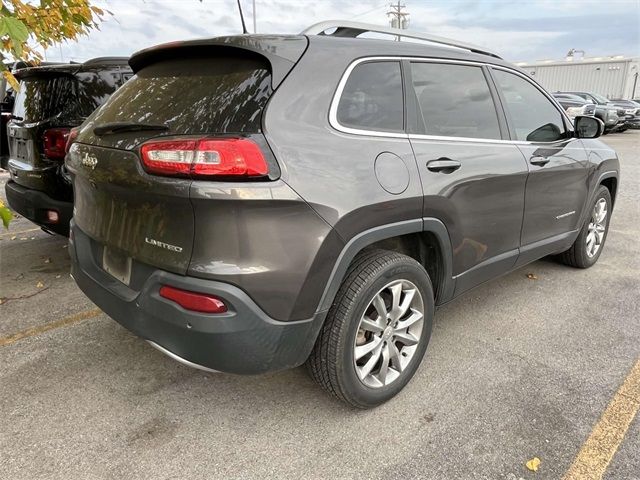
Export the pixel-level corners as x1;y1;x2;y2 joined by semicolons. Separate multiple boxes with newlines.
47;0;640;63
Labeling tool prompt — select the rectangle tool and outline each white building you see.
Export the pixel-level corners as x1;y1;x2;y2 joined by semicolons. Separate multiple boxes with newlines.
515;56;640;100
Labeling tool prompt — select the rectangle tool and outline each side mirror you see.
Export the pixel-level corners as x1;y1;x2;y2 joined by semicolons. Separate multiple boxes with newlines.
574;116;604;139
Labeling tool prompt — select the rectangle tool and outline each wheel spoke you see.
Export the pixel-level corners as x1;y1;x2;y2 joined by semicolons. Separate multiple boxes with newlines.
393;330;419;346
357;343;383;380
396;309;423;331
388;342;403;371
377;343;391;384
594;227;604;244
389;283;403;320
372;294;387;320
360;316;385;333
397;288;416;320
595;201;607;223
354;336;382;360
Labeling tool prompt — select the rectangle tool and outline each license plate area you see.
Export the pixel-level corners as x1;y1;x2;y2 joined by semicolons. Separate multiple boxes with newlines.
13;139;28;161
102;246;132;286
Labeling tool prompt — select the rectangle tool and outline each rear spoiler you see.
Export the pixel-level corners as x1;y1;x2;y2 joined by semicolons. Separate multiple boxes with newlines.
129;35;309;89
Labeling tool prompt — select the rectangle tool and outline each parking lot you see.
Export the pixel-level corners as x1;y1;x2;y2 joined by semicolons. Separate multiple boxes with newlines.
0;131;638;479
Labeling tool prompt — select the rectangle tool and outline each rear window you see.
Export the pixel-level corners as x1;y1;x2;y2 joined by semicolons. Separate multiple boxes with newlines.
74;70;125;117
91;56;272;134
13;75;77;123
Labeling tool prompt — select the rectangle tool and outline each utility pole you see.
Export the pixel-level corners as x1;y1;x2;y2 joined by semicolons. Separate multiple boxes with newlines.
252;0;257;33
387;2;409;41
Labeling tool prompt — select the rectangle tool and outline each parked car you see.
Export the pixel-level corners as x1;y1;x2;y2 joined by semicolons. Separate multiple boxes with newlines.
4;57;132;235
608;99;640;129
554;92;622;133
551;93;596;119
1;61;57;169
1;88;14;170
66;21;619;408
560;91;629;133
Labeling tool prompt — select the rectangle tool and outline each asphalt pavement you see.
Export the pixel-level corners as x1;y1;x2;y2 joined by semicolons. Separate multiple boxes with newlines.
1;131;638;479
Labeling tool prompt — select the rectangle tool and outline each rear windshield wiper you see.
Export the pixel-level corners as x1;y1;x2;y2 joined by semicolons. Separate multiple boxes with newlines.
10;115;23;121
93;122;169;136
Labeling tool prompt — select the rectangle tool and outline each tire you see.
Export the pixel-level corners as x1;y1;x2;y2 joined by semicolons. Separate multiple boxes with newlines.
559;185;612;268
306;249;434;408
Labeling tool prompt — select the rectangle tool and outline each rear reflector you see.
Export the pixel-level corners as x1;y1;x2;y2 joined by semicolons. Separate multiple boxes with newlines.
159;285;228;314
140;138;268;178
43;128;71;160
46;210;59;223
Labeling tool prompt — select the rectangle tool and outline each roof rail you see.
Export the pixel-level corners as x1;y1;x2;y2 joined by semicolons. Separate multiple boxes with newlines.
301;20;502;59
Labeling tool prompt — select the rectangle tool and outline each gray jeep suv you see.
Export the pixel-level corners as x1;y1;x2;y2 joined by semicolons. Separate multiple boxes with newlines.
66;21;619;408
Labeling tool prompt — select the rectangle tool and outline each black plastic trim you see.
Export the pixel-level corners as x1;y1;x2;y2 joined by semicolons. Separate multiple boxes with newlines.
316;217;455;313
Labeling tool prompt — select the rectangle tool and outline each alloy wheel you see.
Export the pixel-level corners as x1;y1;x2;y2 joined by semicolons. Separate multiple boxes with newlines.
353;279;425;388
586;198;607;258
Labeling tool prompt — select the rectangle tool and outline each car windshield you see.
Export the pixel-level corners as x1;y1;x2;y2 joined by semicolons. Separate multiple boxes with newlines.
12;75;78;123
589;92;611;104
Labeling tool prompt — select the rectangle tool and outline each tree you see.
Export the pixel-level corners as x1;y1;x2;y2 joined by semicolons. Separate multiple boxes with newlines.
0;0;105;228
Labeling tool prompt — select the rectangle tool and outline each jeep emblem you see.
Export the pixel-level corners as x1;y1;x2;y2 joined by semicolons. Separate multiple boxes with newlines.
81;152;98;169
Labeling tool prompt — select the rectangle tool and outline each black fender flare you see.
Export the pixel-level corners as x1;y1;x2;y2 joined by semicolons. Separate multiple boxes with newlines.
315;217;455;314
578;170;618;228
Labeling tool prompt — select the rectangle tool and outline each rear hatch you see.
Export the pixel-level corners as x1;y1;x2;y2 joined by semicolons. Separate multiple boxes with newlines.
67;38;307;276
7;71;82;193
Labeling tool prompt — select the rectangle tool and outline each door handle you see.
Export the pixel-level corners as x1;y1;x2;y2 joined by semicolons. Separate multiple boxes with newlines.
426;158;461;173
530;156;550;166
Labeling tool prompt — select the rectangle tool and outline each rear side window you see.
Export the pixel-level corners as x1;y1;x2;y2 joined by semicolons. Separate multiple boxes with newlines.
410;63;501;140
492;69;567;142
337;61;404;132
13;75;77;123
91;56;271;134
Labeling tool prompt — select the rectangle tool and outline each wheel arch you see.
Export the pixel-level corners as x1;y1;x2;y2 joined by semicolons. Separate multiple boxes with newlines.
315;218;455;314
600;175;618;208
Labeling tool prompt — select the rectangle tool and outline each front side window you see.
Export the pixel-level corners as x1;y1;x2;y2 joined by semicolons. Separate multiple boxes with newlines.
410;63;502;140
336;61;404;132
493;69;567;142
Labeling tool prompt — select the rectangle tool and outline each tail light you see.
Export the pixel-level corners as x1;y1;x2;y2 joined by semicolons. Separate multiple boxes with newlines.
140;138;269;178
43;128;71;160
65;127;79;154
159;285;228;314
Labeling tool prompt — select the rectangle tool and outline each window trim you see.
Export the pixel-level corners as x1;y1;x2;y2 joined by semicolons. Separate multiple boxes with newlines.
329;56;575;145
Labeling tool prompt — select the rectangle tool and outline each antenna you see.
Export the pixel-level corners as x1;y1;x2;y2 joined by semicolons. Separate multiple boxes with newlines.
236;0;248;34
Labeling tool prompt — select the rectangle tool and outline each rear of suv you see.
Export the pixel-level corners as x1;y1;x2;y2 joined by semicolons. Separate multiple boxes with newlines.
5;57;132;235
67;23;619;408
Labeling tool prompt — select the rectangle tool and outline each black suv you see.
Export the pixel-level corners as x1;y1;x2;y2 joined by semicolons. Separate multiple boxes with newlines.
66;22;619;408
5;57;132;235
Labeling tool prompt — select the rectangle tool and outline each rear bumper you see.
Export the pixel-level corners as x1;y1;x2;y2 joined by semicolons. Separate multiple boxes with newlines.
69;223;325;375
5;180;73;236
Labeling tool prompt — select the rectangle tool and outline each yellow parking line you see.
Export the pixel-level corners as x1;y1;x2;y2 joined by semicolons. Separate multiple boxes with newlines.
0;308;102;347
563;358;640;480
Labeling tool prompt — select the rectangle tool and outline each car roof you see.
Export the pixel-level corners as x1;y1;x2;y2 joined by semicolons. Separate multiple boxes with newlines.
130;33;516;72
14;57;130;79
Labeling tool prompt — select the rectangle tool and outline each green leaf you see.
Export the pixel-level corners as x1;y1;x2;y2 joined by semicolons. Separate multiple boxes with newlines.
0;205;13;229
0;16;30;43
